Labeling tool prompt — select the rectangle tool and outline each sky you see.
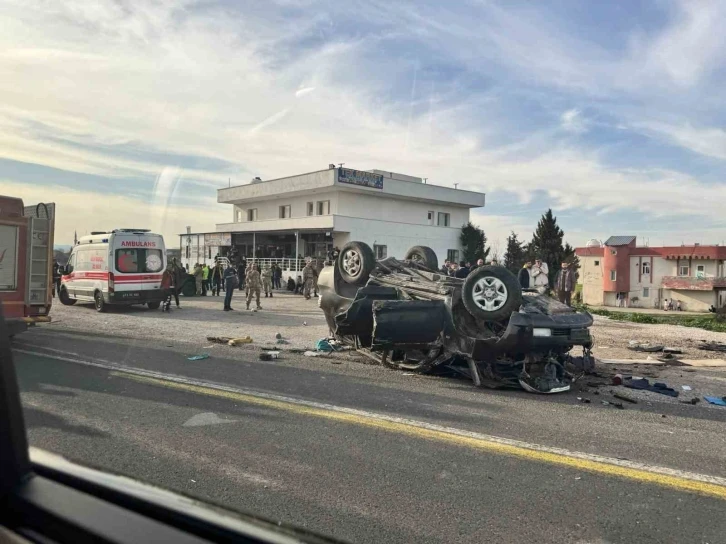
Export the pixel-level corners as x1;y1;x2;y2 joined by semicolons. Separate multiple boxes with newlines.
2;0;726;250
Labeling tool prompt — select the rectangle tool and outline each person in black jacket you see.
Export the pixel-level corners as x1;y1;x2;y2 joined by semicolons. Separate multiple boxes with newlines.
518;262;531;289
454;260;470;279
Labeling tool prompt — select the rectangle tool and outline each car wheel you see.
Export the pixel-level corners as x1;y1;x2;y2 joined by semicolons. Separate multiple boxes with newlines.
147;301;161;310
337;241;376;284
404;246;438;271
94;291;107;313
462;266;522;322
59;288;76;306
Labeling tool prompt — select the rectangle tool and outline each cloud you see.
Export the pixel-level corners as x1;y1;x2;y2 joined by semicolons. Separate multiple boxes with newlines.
560;108;586;133
636;121;726;161
0;178;224;245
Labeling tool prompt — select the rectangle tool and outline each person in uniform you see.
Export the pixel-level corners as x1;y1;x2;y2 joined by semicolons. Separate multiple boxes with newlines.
193;263;203;295
261;265;273;298
211;261;224;296
312;260;319;297
302;261;315;299
246;264;263;310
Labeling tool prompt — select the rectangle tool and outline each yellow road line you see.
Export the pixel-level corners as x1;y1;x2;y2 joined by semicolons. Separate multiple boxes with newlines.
115;371;726;500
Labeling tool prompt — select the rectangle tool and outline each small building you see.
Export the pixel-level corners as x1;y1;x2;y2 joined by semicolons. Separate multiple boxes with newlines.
576;236;726;311
180;166;486;278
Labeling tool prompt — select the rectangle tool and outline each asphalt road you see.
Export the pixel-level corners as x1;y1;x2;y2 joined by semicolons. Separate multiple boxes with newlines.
11;329;726;543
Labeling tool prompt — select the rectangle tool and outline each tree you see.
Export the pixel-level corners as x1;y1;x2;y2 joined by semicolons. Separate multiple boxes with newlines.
503;232;526;273
460;221;489;264
527;209;572;287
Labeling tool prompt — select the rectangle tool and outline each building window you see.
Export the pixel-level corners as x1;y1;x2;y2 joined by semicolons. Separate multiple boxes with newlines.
643;287;650;298
696;264;705;278
447;249;459;262
427;211;434;225
316;200;330;215
279;205;291;219
236;209;243;222
307;202;314;216
247;208;257;221
373;244;387;259
642;262;650;275
437;212;450;227
679;265;689;276
594;260;599;266
609;270;616;281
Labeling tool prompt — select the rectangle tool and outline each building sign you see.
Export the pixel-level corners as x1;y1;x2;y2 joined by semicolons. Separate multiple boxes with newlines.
0;225;18;291
338;168;384;190
204;232;232;246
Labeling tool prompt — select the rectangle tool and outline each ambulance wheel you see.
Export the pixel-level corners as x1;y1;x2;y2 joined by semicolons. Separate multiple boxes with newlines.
147;301;161;310
94;291;107;313
59;288;76;306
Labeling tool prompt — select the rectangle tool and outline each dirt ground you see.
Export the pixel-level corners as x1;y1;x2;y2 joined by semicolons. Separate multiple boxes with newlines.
589;315;726;361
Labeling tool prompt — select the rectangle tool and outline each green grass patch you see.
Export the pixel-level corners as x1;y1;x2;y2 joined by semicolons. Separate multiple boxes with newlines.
579;306;726;333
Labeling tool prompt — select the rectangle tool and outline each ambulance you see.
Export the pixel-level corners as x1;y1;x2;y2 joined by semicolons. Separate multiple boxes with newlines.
60;229;167;312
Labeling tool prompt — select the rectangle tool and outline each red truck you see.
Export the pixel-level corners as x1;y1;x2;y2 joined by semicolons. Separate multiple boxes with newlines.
0;195;55;336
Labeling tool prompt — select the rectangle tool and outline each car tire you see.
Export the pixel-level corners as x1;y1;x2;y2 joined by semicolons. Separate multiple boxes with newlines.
59;288;76;306
94;291;107;313
337;241;376;285
404;246;438;271
147;301;161;310
462;266;522;322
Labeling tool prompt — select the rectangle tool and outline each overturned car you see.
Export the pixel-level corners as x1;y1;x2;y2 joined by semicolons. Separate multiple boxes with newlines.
318;242;595;393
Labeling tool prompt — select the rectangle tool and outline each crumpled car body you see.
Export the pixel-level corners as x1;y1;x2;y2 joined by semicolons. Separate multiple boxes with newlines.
318;254;594;393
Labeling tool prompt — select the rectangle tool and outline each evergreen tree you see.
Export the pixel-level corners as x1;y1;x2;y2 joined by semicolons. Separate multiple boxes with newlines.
460;221;489;264
527;209;571;286
503;232;526;273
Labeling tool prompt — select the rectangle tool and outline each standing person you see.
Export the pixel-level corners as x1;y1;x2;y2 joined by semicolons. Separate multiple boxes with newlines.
261;265;273;298
246;264;262;310
211;261;224;296
52;260;62;297
274;264;282;289
518;262;532;289
160;264;174;311
555;261;575;306
440;260;450;275
302;261;315;299
676;300;682;311
202;263;210;296
170;258;184;308
239;259;248;291
531;258;549;294
222;264;238;311
193;264;203;295
473;258;484;270
455;260;470;279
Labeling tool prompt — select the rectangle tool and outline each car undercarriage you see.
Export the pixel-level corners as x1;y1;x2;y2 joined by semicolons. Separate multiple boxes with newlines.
318;242;595;393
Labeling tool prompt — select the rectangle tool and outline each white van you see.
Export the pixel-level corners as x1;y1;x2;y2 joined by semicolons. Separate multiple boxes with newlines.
60;229;167;312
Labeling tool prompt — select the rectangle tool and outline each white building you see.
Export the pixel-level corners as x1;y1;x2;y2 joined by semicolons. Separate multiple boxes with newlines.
180;166;486;276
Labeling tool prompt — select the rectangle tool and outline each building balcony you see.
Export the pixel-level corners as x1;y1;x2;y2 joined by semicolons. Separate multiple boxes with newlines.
216;215;335;233
661;276;726;291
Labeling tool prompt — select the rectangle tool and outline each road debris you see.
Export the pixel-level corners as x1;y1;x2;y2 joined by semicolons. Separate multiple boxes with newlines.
275;332;282;339
704;396;726;407
699;342;726;353
628;341;664;353
623;377;679;398
601;400;625;409
680;398;700;405
304;351;320;357
207;336;232;344
663;347;683;354
613;393;638;404
577;397;591;403
228;337;253;346
187;354;210;361
681;385;692;391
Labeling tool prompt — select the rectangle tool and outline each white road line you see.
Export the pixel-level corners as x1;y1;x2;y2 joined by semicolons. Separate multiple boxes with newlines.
14;346;726;488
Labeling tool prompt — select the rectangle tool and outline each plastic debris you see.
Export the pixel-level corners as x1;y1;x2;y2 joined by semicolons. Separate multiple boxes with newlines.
228;336;253;346
315;338;335;352
187;354;209;361
681;385;692;391
704;396;726;406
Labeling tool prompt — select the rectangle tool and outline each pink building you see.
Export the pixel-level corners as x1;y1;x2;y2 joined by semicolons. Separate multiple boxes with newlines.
576;236;726;311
